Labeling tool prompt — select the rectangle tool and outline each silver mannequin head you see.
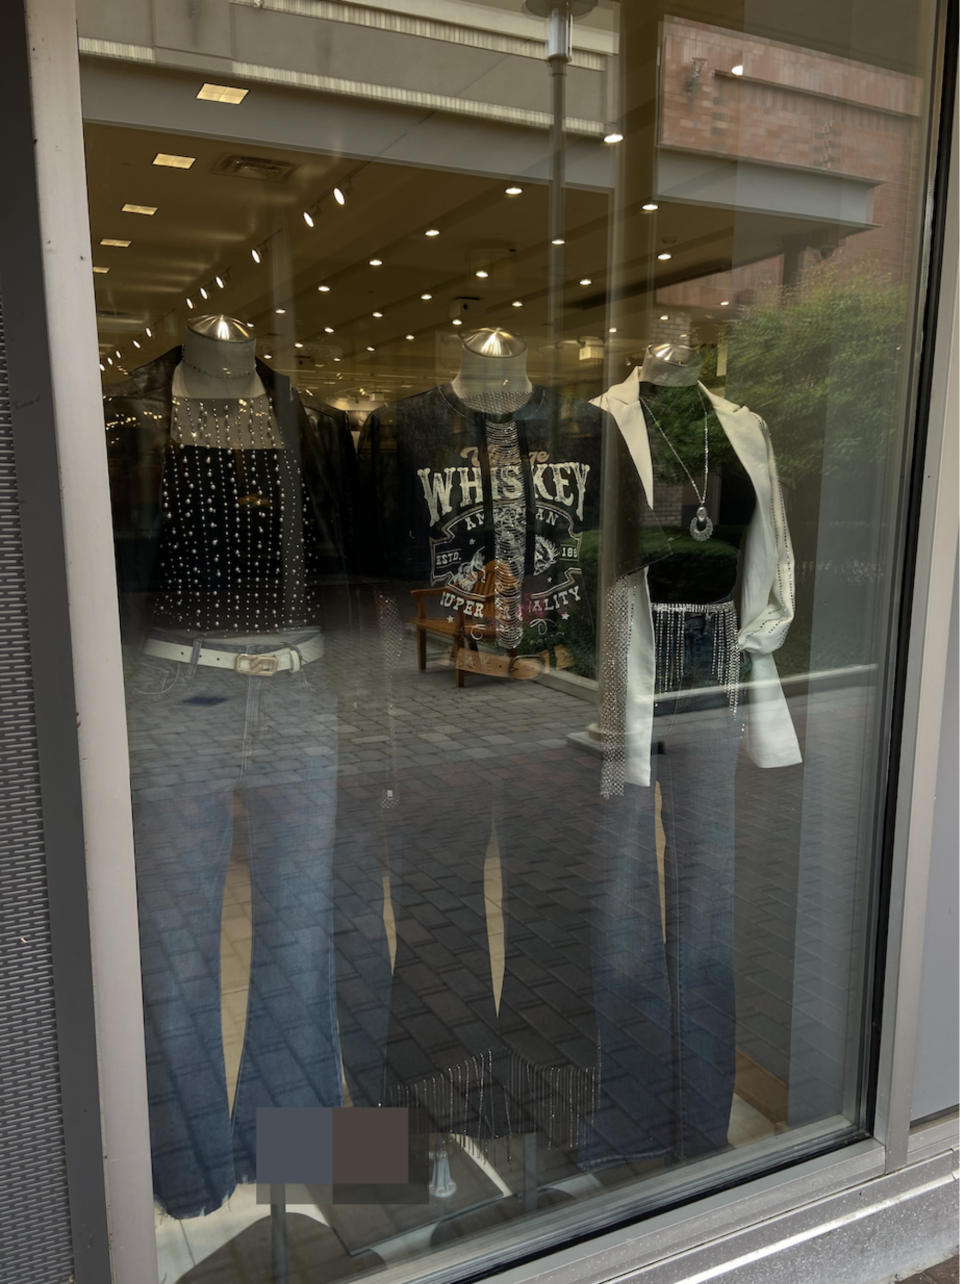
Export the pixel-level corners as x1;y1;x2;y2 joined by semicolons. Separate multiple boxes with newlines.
639;342;702;387
188;315;255;344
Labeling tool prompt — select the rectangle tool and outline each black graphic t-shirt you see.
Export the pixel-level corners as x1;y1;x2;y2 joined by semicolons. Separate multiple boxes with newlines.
358;383;667;676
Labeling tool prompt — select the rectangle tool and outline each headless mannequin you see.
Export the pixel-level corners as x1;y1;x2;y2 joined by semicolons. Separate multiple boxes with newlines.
636;340;702;395
174;314;263;398
172;315;279;450
452;326;533;413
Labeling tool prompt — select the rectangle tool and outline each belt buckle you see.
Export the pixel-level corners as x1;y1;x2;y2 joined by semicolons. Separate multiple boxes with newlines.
236;652;279;676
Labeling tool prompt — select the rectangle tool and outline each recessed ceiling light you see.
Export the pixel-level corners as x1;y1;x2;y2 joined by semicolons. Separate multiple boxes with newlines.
369;257;383;267
333;186;346;206
333;356;341;362
215;276;224;289
731;64;744;76
318;284;330;293
720;299;730;306
405;334;415;340
99;363;105;372
660;314;669;321
603;131;624;144
608;327;617;334
133;340;141;349
275;308;286;315
642;202;659;212
186;297;194;309
475;269;489;279
366;345;376;352
505;185;523;196
294;341;304;349
92;266;109;274
511;300;523;308
579;277;592;286
420;292;432;301
372;310;383;318
145;327;152;338
153;152;195;169
552;237;565;246
452;318;463;326
657;252;672;261
196;83;248;104
114;349;121;359
303;210;315;228
99;238;131;247
122;203;157;215
106;357;113;365
323;326;334;333
251;248;262;263
425;228;440;237
264;352;273;359
200;287;208;300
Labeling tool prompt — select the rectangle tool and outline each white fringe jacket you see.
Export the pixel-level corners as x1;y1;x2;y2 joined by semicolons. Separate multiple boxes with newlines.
592;368;802;788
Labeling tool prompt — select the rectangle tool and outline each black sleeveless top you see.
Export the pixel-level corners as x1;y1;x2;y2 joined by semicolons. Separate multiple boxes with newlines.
153;401;325;634
641;384;756;604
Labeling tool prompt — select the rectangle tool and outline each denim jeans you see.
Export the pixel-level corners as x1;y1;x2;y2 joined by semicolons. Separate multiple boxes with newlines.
125;633;341;1218
583;611;745;1166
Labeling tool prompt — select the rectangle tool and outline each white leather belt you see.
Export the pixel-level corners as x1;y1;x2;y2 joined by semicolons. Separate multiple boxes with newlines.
143;635;324;676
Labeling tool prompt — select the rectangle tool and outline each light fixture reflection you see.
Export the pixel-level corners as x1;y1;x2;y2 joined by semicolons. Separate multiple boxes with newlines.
603;131;624;144
215;276;224;289
145;327;152;338
318;284;331;292
657;252;672;261
251;248;262;263
720;299;730;306
200;287;208;300
642;202;658;212
303;210;315;228
405;334;415;340
323;326;334;334
511;300;523;308
505;185;523;196
294;342;304;349
369;258;382;267
366;345;376;352
372;310;383;318
186;297;194;309
452;318;463;326
215;319;231;340
425;229;440;237
420;293;432;301
333;186;346;206
551;237;565;246
579;277;592;285
731;63;744;75
475;269;489;279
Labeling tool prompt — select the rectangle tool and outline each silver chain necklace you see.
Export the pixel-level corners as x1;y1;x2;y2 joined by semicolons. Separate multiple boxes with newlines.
639;391;713;541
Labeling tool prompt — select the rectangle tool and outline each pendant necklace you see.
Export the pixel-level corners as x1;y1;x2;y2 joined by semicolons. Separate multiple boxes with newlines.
640;391;713;541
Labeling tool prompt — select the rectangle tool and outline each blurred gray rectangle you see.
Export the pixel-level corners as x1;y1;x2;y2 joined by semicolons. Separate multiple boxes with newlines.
256;1108;333;1184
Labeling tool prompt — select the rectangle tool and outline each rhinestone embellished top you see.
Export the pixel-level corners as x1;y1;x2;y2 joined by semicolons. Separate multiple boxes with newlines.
153;395;323;633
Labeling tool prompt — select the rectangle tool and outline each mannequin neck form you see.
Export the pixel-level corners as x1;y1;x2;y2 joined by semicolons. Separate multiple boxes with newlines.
638;343;702;392
175;322;263;399
452;346;533;413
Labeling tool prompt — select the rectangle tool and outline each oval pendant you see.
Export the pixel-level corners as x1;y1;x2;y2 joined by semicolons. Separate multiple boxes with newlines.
690;510;714;542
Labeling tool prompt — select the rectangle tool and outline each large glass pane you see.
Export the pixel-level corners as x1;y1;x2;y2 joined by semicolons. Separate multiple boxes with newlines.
79;0;944;1277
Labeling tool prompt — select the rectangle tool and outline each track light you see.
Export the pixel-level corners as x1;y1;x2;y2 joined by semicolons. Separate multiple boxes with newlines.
333;186;346;206
251;248;262;264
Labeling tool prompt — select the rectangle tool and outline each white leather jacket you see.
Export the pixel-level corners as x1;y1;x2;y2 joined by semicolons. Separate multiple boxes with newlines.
592;368;802;787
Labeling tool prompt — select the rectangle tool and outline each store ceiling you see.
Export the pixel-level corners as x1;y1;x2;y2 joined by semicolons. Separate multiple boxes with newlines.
86;121;866;398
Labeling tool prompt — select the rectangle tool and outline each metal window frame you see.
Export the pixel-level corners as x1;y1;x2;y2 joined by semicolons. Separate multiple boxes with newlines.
17;0;958;1279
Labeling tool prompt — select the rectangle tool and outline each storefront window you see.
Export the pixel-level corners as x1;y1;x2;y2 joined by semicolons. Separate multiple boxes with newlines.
79;0;943;1277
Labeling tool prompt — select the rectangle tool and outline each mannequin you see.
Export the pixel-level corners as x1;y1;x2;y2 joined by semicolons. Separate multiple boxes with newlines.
584;350;800;1168
348;335;666;1173
174;314;262;399
104;317;352;1218
451;326;533;413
